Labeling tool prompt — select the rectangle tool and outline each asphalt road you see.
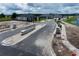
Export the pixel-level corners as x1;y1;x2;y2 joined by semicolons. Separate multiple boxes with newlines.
0;19;56;56
0;24;35;42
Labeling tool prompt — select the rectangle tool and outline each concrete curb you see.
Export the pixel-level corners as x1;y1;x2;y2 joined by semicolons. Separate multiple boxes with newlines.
61;23;79;56
49;23;57;56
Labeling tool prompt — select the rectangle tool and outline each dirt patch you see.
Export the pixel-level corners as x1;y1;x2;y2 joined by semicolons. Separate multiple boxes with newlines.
0;21;30;32
52;38;72;56
65;23;79;49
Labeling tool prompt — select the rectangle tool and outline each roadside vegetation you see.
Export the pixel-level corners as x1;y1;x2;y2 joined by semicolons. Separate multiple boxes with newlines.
39;18;46;22
64;16;77;24
0;13;18;22
33;18;46;22
33;14;46;22
0;13;11;22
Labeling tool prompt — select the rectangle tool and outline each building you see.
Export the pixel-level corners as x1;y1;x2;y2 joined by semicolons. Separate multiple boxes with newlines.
39;14;54;19
16;14;37;22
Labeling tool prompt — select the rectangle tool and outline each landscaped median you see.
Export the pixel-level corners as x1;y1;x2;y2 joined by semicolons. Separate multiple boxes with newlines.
1;24;46;46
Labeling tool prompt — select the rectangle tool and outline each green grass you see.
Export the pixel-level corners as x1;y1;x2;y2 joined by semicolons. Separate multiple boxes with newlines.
64;16;76;24
39;18;46;22
33;18;46;22
0;16;11;22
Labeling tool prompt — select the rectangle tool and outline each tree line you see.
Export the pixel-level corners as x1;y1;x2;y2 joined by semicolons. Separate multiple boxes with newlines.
0;13;17;19
0;13;18;21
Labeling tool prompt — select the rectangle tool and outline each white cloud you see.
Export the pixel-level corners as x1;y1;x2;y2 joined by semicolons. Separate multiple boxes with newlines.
0;3;79;14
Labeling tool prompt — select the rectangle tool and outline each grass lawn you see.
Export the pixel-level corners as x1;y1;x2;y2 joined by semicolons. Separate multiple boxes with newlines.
64;16;76;25
0;16;11;22
33;18;46;22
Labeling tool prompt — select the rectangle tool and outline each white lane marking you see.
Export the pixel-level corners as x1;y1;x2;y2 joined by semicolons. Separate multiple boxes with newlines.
1;24;46;46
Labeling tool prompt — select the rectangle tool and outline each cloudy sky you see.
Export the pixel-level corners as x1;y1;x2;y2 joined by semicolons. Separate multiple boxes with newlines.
0;3;79;14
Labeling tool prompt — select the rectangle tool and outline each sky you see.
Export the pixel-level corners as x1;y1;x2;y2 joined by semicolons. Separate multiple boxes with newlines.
0;3;79;15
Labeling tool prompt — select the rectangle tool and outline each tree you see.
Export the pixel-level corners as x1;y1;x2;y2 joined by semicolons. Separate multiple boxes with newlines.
11;13;17;19
33;14;41;21
0;13;5;18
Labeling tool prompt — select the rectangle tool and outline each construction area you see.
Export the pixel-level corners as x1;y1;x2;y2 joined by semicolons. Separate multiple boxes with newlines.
52;21;78;56
0;21;32;32
64;22;79;49
0;19;79;56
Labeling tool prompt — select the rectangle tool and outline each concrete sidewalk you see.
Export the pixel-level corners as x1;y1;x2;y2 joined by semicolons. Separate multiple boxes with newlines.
1;24;46;46
61;23;79;56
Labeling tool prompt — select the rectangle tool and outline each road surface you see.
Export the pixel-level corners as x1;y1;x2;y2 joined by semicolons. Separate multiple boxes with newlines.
0;19;56;56
0;24;35;42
